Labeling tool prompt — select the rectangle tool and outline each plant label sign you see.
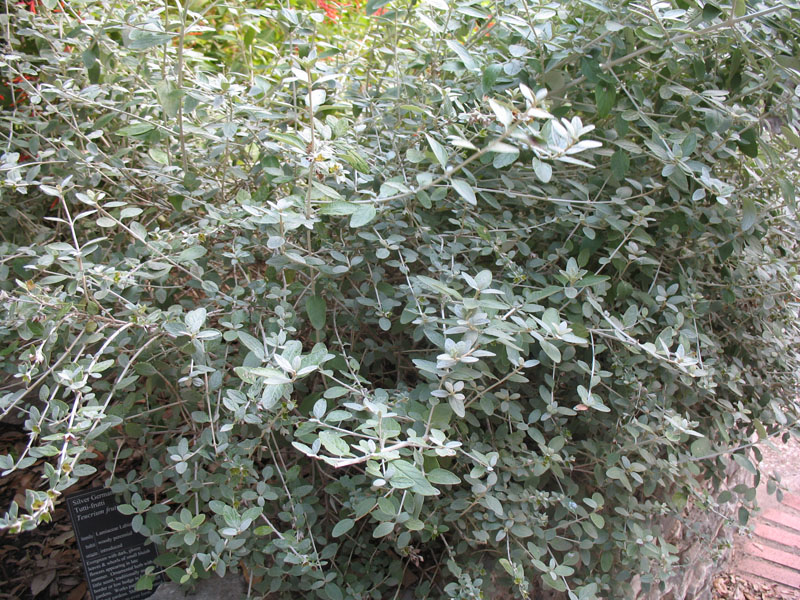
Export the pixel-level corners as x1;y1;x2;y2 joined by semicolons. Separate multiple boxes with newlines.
66;488;159;600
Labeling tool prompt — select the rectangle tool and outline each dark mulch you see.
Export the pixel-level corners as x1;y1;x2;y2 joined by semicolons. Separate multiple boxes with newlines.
1;422;98;599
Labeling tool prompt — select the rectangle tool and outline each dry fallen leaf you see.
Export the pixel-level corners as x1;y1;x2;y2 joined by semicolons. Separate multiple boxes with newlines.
67;581;87;600
30;568;56;597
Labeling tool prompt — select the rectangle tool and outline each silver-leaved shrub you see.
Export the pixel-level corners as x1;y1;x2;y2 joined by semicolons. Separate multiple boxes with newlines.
1;0;799;598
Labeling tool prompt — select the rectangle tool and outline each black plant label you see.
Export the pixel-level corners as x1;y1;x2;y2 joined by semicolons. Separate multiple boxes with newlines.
66;488;159;600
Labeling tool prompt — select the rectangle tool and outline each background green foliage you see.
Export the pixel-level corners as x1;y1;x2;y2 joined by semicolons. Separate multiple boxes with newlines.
2;0;800;598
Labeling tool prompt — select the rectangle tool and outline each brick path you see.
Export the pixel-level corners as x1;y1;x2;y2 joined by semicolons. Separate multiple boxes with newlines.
738;492;800;591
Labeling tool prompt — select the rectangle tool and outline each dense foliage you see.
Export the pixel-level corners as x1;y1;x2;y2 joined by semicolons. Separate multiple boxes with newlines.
2;0;800;598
